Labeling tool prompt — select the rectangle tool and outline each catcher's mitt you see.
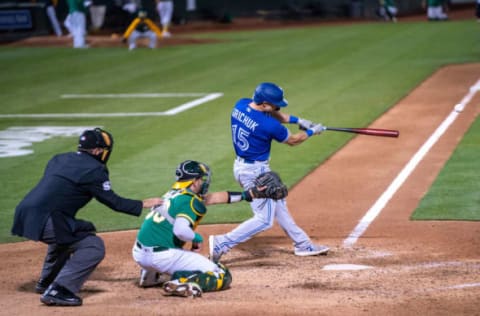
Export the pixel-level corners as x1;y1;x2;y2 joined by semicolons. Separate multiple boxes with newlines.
252;171;288;200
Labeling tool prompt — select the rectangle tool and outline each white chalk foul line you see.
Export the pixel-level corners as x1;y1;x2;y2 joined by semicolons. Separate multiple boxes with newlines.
0;93;223;118
343;79;480;248
439;282;480;290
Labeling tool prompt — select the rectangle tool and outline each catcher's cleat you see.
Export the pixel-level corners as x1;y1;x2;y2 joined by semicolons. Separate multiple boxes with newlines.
40;283;82;306
163;281;202;298
208;235;223;263
294;244;330;257
139;269;168;288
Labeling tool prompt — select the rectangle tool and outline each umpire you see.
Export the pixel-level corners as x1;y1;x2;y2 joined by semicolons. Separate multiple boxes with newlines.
11;127;162;306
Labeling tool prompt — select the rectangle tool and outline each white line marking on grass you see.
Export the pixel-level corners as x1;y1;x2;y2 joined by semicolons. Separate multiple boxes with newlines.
0;126;97;157
0;93;223;119
343;79;480;248
163;93;223;115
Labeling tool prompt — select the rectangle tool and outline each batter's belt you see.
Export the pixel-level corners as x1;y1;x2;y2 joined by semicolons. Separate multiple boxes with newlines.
236;156;268;164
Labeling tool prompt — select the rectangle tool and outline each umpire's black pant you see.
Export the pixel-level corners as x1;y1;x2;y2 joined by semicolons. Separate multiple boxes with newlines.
39;217;105;293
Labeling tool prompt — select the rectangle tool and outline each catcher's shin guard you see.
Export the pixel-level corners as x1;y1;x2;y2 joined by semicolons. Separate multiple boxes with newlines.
122;18;140;40
171;265;232;292
217;264;232;290
143;18;163;38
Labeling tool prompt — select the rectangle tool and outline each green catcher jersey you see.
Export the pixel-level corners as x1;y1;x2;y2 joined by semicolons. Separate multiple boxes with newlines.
136;188;207;248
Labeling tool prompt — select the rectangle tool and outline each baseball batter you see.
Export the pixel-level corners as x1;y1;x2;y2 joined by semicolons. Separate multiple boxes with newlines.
133;160;275;298
209;82;330;262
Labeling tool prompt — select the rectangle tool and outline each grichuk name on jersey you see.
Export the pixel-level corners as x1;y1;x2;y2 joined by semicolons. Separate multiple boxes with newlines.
232;109;259;131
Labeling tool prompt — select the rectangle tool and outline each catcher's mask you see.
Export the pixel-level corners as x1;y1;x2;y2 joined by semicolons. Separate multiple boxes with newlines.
253;82;288;108
173;160;211;195
78;128;114;164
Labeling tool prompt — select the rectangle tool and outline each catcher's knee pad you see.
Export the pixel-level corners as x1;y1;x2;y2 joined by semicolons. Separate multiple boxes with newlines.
219;266;232;290
214;262;232;290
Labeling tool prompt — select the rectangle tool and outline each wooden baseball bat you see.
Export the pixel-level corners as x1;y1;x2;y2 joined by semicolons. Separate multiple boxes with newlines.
324;126;399;138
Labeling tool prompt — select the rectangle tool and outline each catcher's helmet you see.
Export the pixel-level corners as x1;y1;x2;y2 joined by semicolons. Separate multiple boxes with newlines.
174;160;211;195
252;82;288;107
78;128;114;163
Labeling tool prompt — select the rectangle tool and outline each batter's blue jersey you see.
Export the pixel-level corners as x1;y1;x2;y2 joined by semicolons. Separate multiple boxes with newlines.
231;98;289;161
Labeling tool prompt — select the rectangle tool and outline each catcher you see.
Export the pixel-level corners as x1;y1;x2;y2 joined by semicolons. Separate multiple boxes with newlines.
132;160;285;298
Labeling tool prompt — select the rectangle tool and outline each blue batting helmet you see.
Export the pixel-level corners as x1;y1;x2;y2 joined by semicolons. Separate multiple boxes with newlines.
252;82;288;107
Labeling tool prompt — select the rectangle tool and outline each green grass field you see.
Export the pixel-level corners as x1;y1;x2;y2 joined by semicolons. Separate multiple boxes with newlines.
1;19;479;243
411;116;480;220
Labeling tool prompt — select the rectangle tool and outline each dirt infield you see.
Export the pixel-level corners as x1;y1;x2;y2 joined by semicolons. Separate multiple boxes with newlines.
0;62;478;315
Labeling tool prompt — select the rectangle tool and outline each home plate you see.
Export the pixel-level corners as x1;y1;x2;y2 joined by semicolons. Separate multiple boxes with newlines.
322;264;373;271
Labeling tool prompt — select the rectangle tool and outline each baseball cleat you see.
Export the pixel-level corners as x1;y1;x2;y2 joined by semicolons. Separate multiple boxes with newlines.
163;281;202;298
208;235;222;263
139;269;168;288
40;283;82;306
294;244;330;257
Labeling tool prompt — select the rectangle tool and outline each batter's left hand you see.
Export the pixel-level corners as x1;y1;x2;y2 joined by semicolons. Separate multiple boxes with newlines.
298;118;314;130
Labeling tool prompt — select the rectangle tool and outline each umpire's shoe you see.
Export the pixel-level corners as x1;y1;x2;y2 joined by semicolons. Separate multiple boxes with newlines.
40;283;82;306
34;278;50;294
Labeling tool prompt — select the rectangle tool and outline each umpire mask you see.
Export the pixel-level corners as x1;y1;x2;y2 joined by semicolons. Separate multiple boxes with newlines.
78;128;114;164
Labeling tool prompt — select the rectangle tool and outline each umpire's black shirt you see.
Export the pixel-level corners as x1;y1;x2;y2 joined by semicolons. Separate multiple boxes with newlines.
11;151;143;245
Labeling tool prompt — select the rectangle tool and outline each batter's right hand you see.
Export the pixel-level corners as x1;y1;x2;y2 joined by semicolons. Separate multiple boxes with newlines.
308;123;325;135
